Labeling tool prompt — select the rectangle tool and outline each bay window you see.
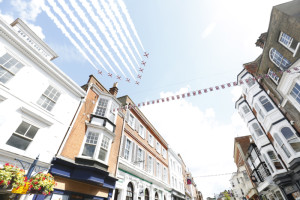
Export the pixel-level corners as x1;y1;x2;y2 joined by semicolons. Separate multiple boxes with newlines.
252;123;264;137
259;96;274;112
281;127;300;152
267;151;283;170
81;131;111;162
290;83;300;105
274;133;291;158
246;77;255;88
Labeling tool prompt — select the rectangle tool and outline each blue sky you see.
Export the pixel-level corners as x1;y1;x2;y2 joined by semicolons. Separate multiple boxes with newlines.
0;0;290;198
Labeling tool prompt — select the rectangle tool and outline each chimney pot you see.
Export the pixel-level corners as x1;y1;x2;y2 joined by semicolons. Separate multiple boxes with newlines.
109;82;119;96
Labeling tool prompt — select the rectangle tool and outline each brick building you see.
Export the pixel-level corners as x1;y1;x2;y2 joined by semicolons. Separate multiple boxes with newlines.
230;136;258;200
49;76;123;199
114;95;171;200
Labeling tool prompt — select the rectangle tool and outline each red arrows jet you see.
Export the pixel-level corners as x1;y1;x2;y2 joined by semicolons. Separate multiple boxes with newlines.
144;52;149;58
141;61;146;66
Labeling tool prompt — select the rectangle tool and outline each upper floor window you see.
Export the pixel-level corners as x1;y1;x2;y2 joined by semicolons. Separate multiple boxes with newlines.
279;32;299;53
0;53;24;84
136;147;145;168
124;139;132;160
128;113;135;128
163;167;167;183
274;133;291;158
6;121;39;150
255;103;264;119
156;162;161;178
268;68;280;85
81;132;111;162
108;102;117;122
37;85;61;112
138;124;145;138
148;133;154;146
252;123;264;137
242;105;250;114
259;96;274;112
290;83;300;105
162;148;167;159
95;98;108;117
156;141;161;154
281;127;300;152
263;154;274;173
148;156;153;174
246;77;255;88
267;151;283;170
269;48;291;70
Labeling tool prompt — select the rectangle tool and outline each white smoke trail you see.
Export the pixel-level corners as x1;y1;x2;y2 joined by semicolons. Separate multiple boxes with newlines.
41;4;100;72
108;0;142;60
47;0;109;72
57;0;118;75
117;0;145;51
80;0;137;74
97;0;139;65
70;0;135;80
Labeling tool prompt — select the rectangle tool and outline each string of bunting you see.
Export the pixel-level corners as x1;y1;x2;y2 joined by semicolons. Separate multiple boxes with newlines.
193;172;234;178
113;65;300;111
97;52;149;85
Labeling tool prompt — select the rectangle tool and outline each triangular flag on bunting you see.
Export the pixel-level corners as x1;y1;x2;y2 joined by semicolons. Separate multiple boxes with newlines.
215;86;219;90
177;95;180;99
198;90;202;94
227;83;231;87
209;87;213;91
204;89;208;93
182;94;185;98
221;85;225;89
172;96;175;100
187;92;190;97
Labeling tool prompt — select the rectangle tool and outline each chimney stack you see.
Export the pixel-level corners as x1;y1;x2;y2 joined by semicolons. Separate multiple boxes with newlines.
109;82;118;96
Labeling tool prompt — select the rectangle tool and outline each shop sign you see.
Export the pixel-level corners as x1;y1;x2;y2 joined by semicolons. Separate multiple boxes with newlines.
284;185;297;194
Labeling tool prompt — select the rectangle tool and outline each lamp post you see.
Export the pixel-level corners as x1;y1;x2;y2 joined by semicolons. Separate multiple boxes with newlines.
12;155;40;200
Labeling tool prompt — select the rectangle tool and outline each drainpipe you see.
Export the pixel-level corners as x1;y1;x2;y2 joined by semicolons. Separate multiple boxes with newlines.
56;83;92;156
112;104;128;200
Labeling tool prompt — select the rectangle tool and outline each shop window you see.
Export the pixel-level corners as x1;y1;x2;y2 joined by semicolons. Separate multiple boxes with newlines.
145;189;149;200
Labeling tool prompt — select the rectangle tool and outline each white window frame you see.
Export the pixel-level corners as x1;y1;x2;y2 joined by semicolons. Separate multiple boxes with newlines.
148;133;154;146
124;138;132;160
128;113;135;128
242;105;250;115
274;133;292;158
138;124;145;139
268;68;280;85
6;120;40;151
0;53;24;84
156;161;161;178
94;97;110;117
251;122;264;137
163;167;167;183
156;141;161;154
136;147;144;169
162;148;166;159
37;85;61;112
245;77;255;88
269;48;291;70
278;31;300;56
79;128;113;164
148;155;153;174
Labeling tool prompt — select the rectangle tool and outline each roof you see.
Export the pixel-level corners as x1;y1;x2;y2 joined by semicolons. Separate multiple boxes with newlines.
274;0;300;21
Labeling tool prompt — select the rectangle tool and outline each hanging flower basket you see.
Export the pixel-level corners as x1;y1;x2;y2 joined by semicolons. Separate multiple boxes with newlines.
0;163;26;190
28;173;56;195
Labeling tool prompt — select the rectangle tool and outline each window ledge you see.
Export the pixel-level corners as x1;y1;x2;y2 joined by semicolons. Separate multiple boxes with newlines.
75;156;108;172
0;82;9;90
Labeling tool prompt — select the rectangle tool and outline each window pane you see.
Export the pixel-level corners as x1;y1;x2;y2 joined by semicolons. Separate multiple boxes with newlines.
26;126;39;139
86;132;99;144
82;144;96;157
98;148;107;161
0;67;13;83
16;121;30;135
6;134;31;150
281;127;295;140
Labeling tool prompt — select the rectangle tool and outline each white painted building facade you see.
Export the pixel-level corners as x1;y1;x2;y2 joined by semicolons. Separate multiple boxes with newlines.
168;148;185;200
0;17;85;176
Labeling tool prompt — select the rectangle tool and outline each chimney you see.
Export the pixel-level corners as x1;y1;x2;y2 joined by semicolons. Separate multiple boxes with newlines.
109;82;118;96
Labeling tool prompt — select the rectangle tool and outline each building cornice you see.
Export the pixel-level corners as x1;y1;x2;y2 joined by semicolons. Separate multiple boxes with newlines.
0;18;85;98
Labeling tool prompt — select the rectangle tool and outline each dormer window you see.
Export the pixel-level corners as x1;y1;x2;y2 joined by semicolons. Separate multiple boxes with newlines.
94;97;118;123
0;53;24;84
281;127;300;152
